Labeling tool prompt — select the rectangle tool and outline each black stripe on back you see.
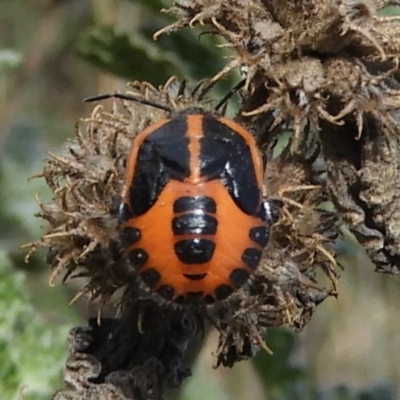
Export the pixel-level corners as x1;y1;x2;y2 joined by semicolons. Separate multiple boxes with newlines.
128;117;191;216
200;115;261;215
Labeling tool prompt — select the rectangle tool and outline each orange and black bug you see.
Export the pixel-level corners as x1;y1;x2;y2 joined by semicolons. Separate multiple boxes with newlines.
85;88;276;304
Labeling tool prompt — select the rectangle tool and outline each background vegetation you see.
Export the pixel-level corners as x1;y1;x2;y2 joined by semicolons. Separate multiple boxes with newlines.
1;1;400;399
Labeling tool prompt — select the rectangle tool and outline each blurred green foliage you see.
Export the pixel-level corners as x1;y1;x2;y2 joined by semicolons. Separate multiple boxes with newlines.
76;0;235;91
253;330;304;399
0;251;71;400
0;49;22;72
77;25;188;83
1;0;400;399
177;329;398;400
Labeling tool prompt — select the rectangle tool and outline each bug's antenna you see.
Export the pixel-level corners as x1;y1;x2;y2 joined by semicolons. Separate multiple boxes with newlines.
214;79;246;112
84;93;174;113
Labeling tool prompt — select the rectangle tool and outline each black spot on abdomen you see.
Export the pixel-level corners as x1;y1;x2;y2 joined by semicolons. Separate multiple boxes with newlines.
214;284;233;300
172;195;218;265
249;226;269;247
229;268;250;288
120;226;141;248
241;248;262;270
140;268;161;288
174;239;216;264
172;214;217;235
128;248;149;268
173;196;217;214
183;273;207;281
157;285;175;300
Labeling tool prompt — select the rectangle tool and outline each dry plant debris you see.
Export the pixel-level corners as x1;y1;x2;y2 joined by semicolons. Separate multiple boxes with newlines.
25;0;400;399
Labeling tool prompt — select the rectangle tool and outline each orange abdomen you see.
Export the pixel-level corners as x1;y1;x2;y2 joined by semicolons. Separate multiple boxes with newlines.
122;179;267;304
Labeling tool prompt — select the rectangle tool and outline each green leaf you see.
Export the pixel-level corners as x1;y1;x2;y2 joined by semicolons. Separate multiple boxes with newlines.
378;5;400;16
147;27;229;84
176;353;230;400
77;24;237;97
0;251;71;400
76;25;187;85
126;0;166;13
252;329;304;400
